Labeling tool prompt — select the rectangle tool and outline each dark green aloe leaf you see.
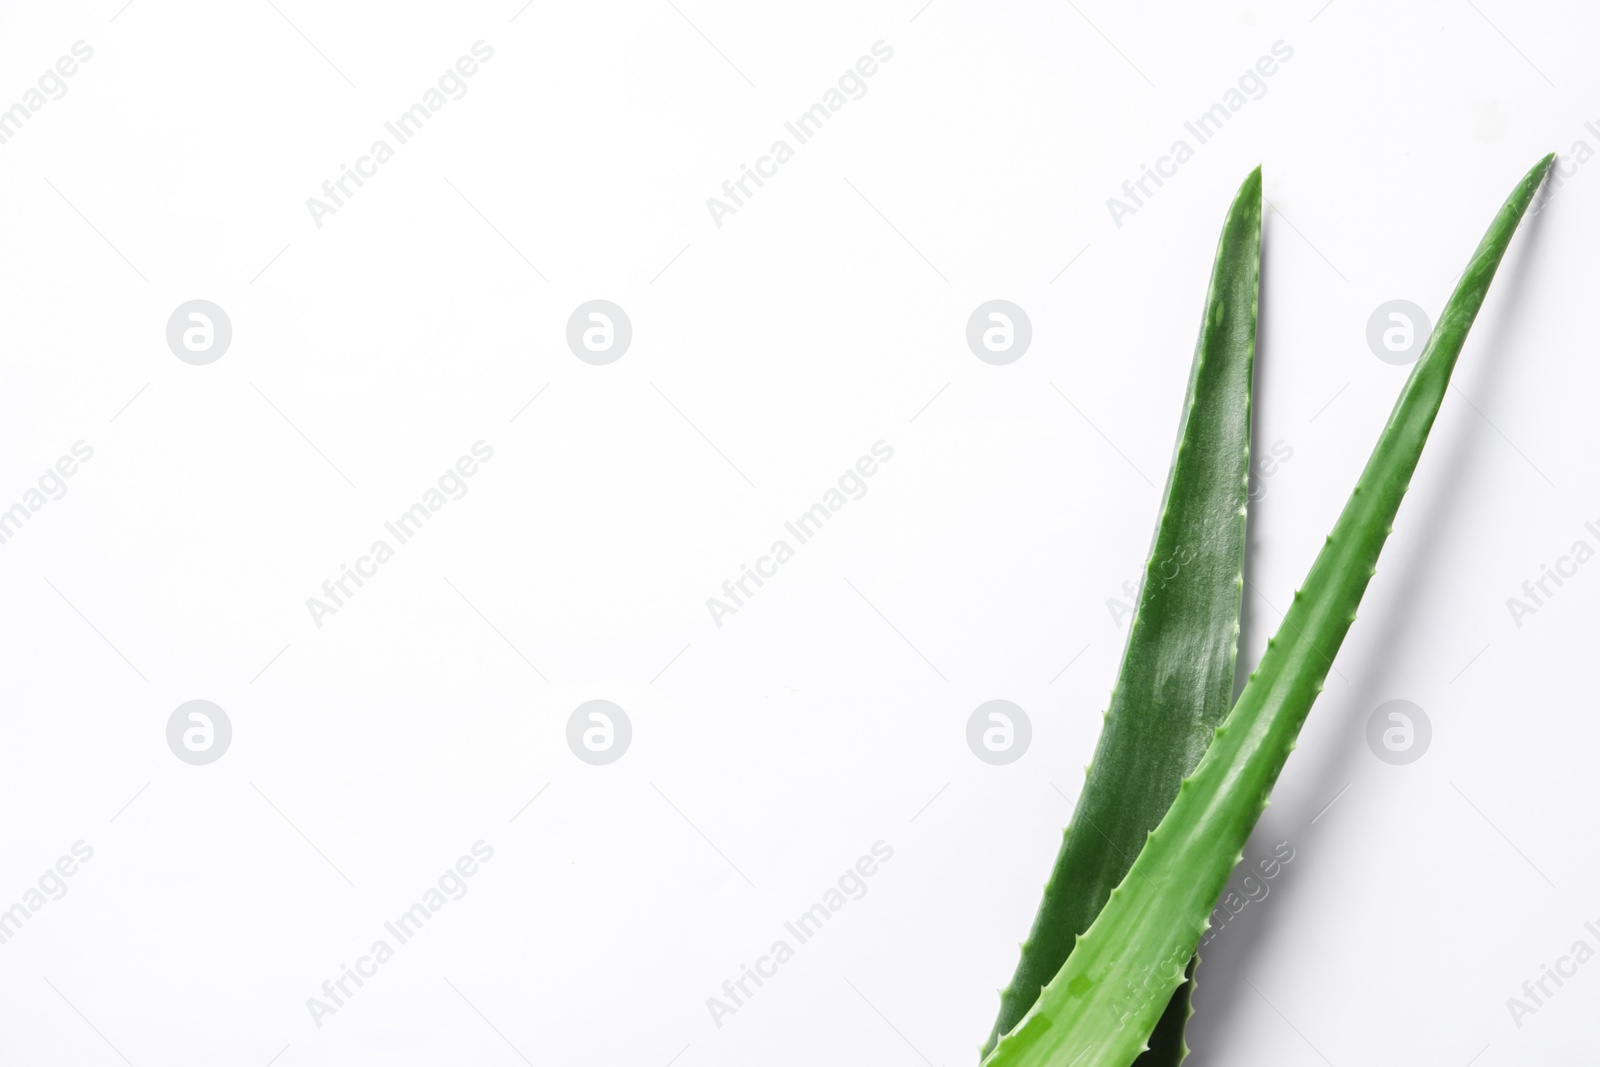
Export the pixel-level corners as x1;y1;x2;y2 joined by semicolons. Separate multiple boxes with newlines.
1138;956;1196;1066
981;154;1555;1067
982;167;1261;1060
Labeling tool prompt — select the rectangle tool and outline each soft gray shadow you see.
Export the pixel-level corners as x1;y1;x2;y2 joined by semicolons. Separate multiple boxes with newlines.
1186;188;1552;1064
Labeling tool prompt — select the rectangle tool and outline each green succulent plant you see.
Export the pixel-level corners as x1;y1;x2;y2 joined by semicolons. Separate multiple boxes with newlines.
985;165;1261;1065
983;153;1553;1067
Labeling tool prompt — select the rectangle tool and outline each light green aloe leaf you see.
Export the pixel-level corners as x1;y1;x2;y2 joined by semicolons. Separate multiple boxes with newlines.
983;152;1554;1067
983;168;1261;1062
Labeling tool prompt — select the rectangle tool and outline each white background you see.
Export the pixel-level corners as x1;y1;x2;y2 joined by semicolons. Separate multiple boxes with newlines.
0;1;1595;1064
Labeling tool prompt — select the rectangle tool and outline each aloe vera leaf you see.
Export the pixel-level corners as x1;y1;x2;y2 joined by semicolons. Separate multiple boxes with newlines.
982;167;1260;1060
982;152;1555;1067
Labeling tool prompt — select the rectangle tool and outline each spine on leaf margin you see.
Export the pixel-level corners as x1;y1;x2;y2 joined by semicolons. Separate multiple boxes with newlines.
983;167;1261;1062
983;154;1555;1067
